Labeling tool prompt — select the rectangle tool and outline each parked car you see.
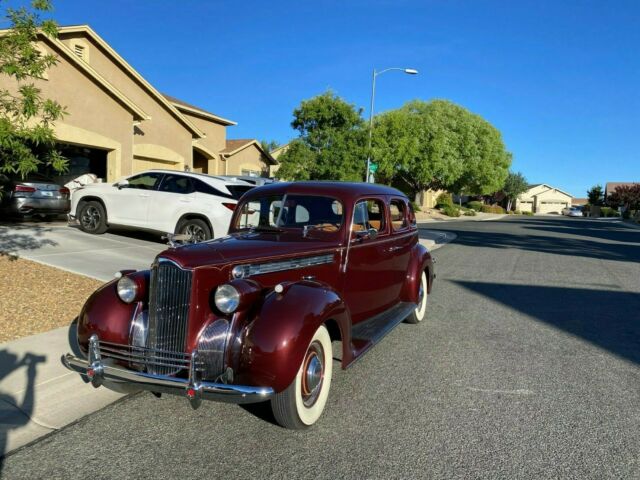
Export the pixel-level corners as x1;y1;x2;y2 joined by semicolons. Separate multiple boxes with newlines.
70;170;254;242
63;182;436;429
0;172;70;219
561;206;583;217
215;175;276;187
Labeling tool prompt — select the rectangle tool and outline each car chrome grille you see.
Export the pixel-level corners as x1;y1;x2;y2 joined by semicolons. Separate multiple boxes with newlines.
147;260;193;375
98;340;204;373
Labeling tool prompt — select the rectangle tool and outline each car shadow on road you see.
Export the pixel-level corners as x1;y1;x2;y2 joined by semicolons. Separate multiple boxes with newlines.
0;350;46;474
454;281;640;366
0;224;58;259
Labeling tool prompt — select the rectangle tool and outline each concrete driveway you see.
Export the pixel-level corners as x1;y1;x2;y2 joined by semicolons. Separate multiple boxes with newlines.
0;220;166;281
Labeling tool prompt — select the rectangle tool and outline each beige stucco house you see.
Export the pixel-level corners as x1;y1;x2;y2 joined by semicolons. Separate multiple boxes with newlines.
516;184;573;213
0;25;276;182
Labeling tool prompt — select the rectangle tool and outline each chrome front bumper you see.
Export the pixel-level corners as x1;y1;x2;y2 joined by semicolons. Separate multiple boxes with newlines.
61;335;274;407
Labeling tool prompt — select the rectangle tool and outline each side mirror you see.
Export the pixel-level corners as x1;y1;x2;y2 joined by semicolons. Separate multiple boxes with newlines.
115;179;129;189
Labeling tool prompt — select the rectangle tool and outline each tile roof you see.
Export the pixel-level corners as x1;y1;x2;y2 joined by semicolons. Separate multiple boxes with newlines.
163;94;235;125
222;139;255;154
605;182;639;195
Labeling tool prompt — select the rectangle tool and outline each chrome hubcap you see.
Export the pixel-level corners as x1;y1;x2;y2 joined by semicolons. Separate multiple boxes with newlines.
182;224;206;243
301;342;324;407
81;206;100;230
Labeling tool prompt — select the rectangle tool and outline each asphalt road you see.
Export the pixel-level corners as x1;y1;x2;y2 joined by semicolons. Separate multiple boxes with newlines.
2;216;639;479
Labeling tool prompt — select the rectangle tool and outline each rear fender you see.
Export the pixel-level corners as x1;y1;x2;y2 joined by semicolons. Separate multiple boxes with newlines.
399;243;433;303
235;281;351;393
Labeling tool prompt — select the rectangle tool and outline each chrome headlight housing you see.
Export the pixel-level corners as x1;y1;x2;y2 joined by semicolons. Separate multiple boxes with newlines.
214;284;240;314
117;276;138;304
198;319;230;380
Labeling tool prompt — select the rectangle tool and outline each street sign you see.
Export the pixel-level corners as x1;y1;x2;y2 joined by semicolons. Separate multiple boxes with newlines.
369;163;378;173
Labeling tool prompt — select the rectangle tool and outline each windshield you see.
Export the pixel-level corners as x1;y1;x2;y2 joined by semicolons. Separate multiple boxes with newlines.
234;194;344;231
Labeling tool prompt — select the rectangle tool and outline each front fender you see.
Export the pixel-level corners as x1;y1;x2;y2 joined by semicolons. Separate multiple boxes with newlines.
76;271;149;354
236;281;351;393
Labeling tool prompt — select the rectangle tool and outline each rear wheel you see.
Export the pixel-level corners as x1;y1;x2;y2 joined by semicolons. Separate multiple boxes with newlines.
406;270;428;324
78;201;108;234
176;218;212;243
271;324;333;429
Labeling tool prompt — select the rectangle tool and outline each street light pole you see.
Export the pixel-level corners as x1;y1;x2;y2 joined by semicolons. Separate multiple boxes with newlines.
365;67;418;183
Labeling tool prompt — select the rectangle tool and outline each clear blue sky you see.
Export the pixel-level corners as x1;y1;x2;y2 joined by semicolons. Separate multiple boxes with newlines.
41;1;640;196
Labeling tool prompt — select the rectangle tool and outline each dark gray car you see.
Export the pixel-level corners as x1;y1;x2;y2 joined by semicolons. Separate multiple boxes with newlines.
0;173;71;219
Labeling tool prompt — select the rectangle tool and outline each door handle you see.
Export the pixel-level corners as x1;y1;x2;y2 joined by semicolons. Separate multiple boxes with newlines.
179;198;191;203
139;193;149;198
386;246;402;253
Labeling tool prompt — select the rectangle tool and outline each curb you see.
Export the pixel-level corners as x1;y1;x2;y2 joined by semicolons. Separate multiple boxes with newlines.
418;230;457;251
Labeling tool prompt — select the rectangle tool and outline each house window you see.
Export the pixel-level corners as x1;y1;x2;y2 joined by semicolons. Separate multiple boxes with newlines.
241;169;260;177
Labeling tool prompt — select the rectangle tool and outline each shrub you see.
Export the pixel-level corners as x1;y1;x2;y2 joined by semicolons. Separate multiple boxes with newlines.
410;200;421;213
436;193;453;209
442;205;461;217
467;201;483;212
480;205;505;214
522;211;534;216
514;210;522;215
464;209;477;216
622;209;631;219
600;207;620;217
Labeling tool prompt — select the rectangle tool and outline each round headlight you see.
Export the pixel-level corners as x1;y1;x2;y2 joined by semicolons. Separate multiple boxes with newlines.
117;276;138;303
214;284;240;314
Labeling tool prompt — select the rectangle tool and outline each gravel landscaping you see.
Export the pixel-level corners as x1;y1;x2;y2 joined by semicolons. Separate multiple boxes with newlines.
0;256;102;343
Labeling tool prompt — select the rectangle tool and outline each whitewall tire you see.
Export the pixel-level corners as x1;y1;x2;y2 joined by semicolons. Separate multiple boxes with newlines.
271;324;333;429
406;270;428;324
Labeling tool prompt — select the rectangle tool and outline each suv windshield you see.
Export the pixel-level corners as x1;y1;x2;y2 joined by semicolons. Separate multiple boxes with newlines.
234;194;344;232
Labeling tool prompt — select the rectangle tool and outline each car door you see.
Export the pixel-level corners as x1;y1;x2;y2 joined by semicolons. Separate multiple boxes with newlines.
147;174;196;233
342;197;399;324
387;198;414;297
107;172;163;227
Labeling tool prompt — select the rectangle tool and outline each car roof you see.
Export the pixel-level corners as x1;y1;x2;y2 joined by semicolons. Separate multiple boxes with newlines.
241;181;407;202
142;169;253;187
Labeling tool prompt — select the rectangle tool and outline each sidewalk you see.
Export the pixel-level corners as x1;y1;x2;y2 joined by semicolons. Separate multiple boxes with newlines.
0;326;123;457
416;212;508;223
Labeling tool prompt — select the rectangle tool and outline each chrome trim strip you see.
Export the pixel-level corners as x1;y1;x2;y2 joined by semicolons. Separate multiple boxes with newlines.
61;352;273;405
232;253;334;279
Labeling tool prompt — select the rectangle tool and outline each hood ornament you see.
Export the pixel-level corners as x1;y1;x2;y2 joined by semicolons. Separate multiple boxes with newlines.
162;233;193;248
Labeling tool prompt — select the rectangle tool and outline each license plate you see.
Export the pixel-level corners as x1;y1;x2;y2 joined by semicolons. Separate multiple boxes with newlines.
41;191;53;197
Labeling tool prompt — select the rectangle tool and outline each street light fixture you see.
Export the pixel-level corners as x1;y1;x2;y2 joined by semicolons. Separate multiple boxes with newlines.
366;67;419;182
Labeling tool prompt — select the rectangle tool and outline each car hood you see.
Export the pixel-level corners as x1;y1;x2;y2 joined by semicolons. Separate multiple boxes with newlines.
157;232;340;270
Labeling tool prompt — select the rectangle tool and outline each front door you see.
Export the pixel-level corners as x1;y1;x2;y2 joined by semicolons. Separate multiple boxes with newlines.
109;172;163;227
342;198;399;324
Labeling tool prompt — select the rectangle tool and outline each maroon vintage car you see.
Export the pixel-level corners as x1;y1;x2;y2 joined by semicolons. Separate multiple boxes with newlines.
63;182;435;429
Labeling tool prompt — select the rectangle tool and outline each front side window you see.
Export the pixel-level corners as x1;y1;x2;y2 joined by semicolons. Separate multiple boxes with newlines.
352;199;386;233
126;173;162;190
234;194;344;232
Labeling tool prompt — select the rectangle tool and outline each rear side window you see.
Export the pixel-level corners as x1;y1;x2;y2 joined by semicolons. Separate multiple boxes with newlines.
195;181;253;200
390;200;408;230
159;174;194;194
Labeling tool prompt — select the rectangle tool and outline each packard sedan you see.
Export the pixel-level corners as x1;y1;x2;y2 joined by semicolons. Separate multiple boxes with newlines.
63;182;435;429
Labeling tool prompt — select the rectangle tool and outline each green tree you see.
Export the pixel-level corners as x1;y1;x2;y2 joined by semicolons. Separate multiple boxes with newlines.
502;171;528;211
587;185;604;206
276;91;366;181
373;99;511;201
260;139;280;153
0;0;66;195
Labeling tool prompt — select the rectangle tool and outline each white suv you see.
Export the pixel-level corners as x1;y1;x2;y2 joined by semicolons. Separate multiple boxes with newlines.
70;170;254;242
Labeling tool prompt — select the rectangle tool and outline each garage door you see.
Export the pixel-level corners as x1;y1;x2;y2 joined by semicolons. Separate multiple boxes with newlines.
133;157;183;173
537;201;568;214
518;201;533;213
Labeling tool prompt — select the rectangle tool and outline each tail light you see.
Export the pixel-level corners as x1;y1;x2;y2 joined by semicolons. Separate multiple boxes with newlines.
59;187;70;196
222;202;236;211
13;184;36;197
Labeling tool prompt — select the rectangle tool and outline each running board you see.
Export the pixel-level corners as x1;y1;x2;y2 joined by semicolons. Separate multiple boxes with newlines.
348;301;416;367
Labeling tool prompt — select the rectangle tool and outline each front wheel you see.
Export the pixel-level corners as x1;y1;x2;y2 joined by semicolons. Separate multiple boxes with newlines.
78;201;108;234
406;270;428;324
271;324;333;429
